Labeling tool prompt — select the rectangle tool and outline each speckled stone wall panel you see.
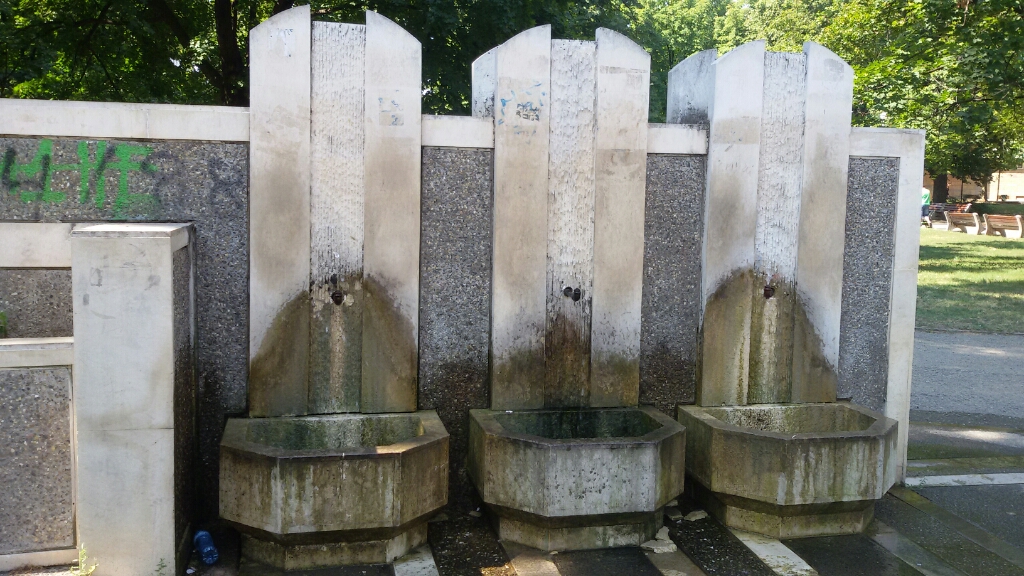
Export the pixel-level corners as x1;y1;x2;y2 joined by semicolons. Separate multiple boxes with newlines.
839;157;899;411
418;147;493;508
0;367;74;554
0;136;247;518
172;243;196;563
0;269;73;338
640;155;706;413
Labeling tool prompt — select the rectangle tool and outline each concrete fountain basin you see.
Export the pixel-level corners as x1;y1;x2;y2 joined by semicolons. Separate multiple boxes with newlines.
468;406;686;550
219;411;448;569
676;402;897;538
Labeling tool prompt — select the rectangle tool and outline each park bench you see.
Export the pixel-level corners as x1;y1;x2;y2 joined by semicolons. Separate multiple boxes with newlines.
983;214;1024;238
923;203;971;228
946;212;984;234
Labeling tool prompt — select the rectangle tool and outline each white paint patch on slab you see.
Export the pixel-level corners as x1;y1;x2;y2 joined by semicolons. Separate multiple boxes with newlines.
489;25;552;410
590;28;650;407
361;11;422;413
905;473;1024;488
731;529;818;576
393;544;441;576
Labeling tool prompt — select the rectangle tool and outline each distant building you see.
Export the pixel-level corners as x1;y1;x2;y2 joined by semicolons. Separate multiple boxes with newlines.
924;170;1024;202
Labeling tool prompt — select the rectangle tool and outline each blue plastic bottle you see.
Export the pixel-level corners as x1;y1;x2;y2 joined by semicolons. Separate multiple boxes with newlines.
193;530;219;565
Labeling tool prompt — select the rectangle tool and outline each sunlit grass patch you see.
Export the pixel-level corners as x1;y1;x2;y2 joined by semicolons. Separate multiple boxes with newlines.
916;228;1024;333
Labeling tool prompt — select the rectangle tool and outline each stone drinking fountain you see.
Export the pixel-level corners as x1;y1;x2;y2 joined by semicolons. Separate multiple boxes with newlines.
671;42;898;538
218;8;449;569
466;27;687;551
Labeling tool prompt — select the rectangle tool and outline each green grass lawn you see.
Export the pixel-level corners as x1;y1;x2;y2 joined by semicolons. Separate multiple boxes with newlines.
916;227;1024;333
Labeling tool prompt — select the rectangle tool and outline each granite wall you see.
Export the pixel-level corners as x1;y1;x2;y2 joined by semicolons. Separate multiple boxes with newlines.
418;147;493;508
838;157;900;412
1;136;247;518
0;269;72;338
172;242;196;565
640;155;706;413
0;367;74;554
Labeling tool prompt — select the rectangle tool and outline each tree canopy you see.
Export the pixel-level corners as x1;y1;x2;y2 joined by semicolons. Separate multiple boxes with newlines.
3;0;1023;189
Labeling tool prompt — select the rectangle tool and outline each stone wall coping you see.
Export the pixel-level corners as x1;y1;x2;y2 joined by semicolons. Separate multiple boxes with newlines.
0;548;79;572
422;114;494;148
0;223;74;268
0;98;250;142
647;123;708;154
72;223;191;251
0;337;74;368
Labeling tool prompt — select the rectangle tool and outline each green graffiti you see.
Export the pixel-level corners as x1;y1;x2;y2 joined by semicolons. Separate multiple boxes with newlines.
2;138;159;218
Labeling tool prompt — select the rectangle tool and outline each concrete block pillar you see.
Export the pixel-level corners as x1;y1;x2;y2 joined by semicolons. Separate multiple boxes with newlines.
72;223;195;576
668;41;853;406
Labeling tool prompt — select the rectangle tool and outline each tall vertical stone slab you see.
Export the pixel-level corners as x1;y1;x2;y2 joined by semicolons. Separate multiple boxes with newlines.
360;12;422;413
310;22;366;414
791;43;853;403
545;39;596;408
590;29;650;407
248;6;312;417
747;52;806;404
472;49;497;118
489;26;552;410
72;224;195;576
669;42;764;406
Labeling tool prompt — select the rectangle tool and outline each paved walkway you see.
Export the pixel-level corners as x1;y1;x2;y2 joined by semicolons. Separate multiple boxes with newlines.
912;330;1024;420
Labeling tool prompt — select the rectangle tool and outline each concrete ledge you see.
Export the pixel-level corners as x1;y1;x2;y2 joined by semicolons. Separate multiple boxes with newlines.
0;98;249;142
0;337;74;368
849;127;926;158
422;115;494;148
72;223;190;252
0;547;78;572
0;223;73;268
647;123;708;154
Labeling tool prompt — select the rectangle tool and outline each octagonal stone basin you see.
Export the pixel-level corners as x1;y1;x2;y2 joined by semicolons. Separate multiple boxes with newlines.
220;411;448;569
676;402;897;538
468;406;686;551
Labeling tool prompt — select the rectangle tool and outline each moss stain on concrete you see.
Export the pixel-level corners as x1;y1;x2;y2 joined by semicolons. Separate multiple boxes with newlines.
790;297;838;403
249;291;310;417
360;275;417;413
747;275;795;404
309;272;363;414
544;309;591;408
491;346;546;410
698;269;754;406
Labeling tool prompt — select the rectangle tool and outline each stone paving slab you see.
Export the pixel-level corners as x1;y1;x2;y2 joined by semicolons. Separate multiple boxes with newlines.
783;533;921;576
914;484;1024;551
912;331;1024;420
876;493;1024;576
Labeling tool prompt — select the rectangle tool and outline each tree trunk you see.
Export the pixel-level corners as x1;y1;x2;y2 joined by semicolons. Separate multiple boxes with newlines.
933;173;949;203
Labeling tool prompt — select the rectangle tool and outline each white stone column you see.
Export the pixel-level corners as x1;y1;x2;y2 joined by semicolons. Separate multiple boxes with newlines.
360;11;422;413
590;28;650;407
248;5;311;417
791;43;854;403
849;127;926;482
72;223;194;576
668;42;764;406
487;26;552;410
